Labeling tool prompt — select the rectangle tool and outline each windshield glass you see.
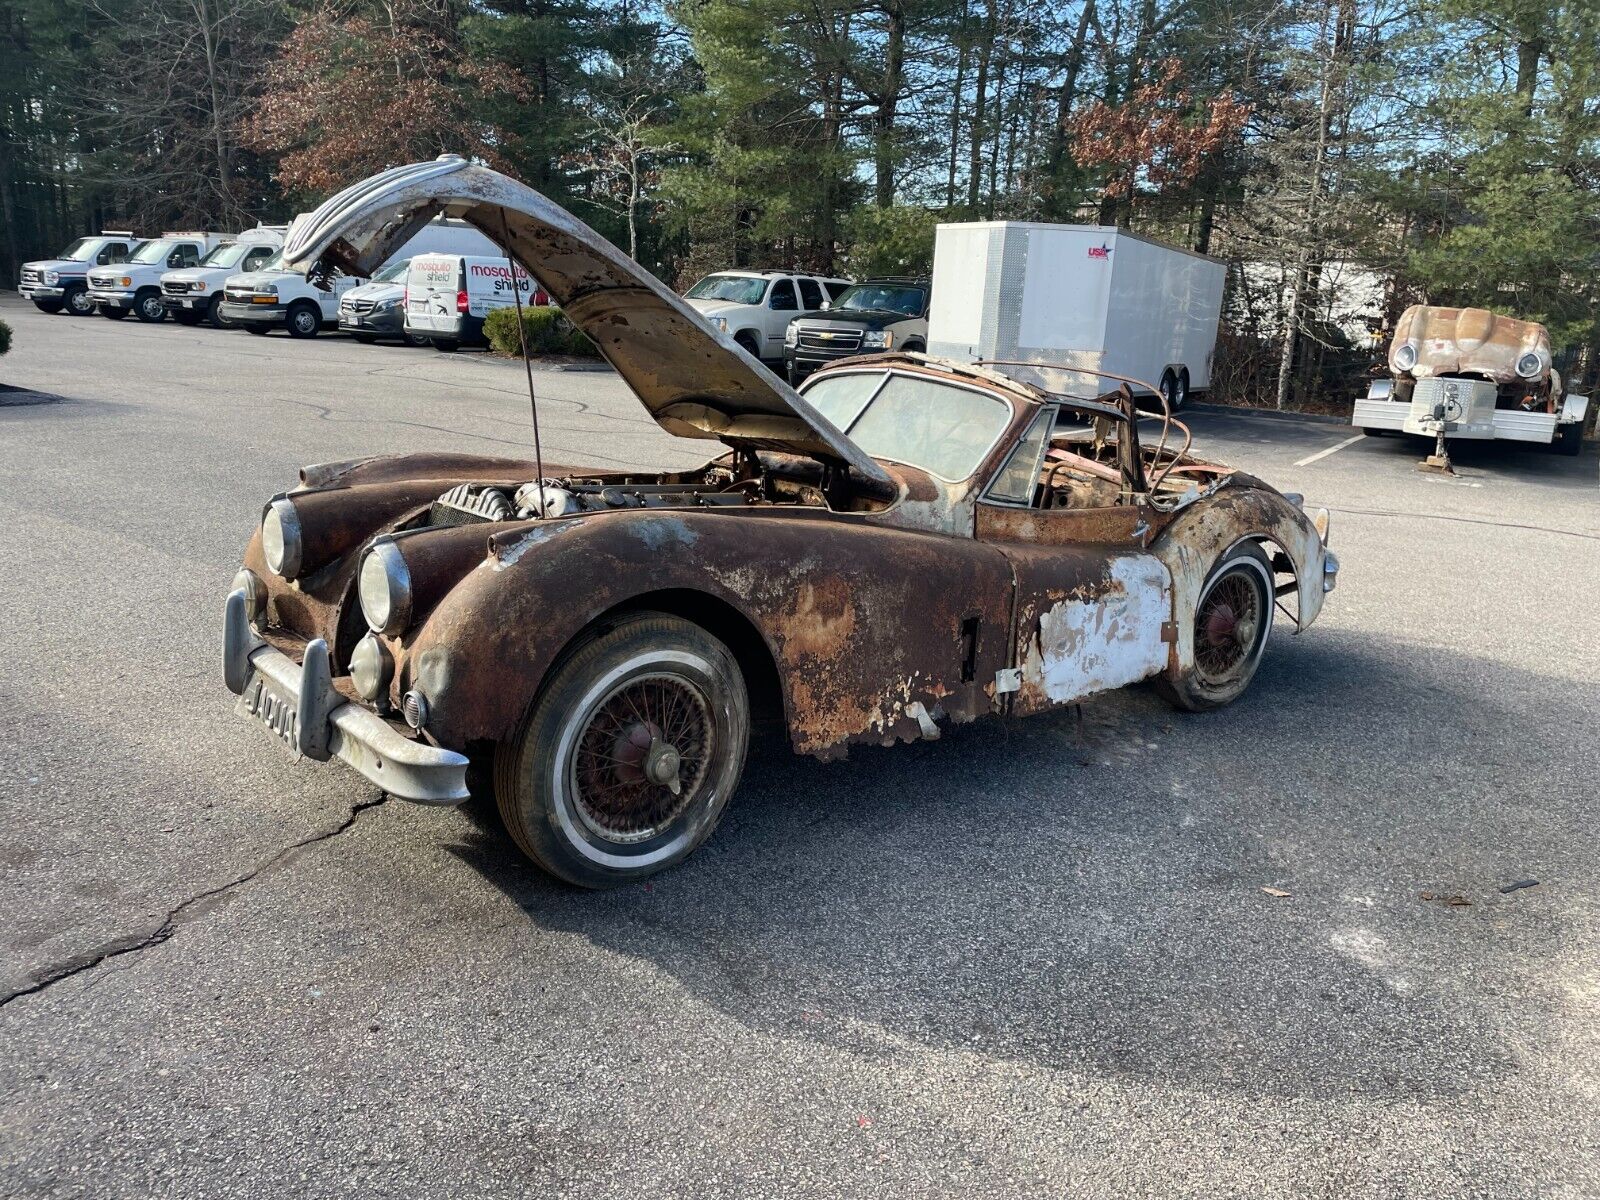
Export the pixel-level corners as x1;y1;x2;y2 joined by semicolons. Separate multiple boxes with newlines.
58;238;92;261
372;259;409;284
804;371;1012;481
127;239;176;265
835;283;926;316
685;274;768;305
199;242;248;268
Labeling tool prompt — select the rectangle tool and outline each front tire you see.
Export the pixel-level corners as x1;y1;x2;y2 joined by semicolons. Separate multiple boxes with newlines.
172;308;203;325
206;295;231;329
286;302;320;338
1157;543;1276;712
245;325;270;336
133;291;166;322
31;299;63;314
100;305;128;320
65;287;96;317
494;612;750;888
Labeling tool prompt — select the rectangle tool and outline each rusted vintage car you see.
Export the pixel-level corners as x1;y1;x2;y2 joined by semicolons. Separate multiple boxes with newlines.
224;157;1338;887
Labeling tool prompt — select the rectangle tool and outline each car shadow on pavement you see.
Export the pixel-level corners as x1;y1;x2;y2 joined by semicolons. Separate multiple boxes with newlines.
443;625;1588;1103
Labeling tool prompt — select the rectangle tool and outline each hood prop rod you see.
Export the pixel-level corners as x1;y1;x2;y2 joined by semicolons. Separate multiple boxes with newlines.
499;206;547;516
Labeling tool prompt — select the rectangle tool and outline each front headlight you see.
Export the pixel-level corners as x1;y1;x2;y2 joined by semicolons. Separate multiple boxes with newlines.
45;271;59;285
784;323;798;347
261;499;303;578
862;330;893;349
349;633;393;701
358;541;412;635
712;316;729;333
1392;341;1418;372
1516;351;1542;379
255;283;278;296
375;298;399;311
194;281;206;292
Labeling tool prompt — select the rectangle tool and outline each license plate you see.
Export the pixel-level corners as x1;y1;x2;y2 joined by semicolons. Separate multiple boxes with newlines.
348;315;364;326
235;671;303;760
181;299;195;308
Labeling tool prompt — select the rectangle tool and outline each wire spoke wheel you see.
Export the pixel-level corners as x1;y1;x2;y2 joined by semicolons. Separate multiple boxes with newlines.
1194;572;1262;686
571;673;714;844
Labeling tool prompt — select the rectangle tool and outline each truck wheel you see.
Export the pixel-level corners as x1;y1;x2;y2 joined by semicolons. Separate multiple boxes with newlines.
1553;421;1584;456
1172;369;1190;411
734;332;761;359
1156;542;1276;713
206;295;231;329
493;612;750;888
31;299;63;314
133;290;166;322
65;287;96;317
286;302;320;338
100;306;128;320
903;340;926;354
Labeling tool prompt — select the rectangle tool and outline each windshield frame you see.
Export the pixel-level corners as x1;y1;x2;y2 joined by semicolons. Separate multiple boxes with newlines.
832;283;928;317
127;239;178;265
370;259;410;284
800;366;1019;484
57;238;94;261
684;274;770;306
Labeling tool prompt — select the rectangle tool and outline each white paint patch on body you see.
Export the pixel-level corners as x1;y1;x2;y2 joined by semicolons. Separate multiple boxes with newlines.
1032;556;1171;703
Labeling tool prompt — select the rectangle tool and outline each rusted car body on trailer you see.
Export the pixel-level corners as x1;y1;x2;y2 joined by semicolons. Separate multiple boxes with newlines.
224;157;1339;887
1352;304;1588;454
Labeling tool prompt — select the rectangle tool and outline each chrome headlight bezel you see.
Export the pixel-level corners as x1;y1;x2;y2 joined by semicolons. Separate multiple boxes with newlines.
349;632;394;701
262;498;303;578
45;270;60;285
1392;342;1418;373
359;541;412;635
784;322;799;347
232;567;266;625
1516;351;1543;379
861;329;893;349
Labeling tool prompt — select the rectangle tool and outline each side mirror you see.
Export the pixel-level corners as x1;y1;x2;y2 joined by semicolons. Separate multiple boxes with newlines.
97;251;111;264
820;300;831;310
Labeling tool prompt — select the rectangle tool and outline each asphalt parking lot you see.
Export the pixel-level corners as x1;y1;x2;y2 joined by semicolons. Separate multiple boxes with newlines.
1;295;1597;1198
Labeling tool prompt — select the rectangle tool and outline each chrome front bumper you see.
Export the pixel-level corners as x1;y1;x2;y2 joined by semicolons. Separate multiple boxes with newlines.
19;285;66;299
223;589;468;804
87;290;134;307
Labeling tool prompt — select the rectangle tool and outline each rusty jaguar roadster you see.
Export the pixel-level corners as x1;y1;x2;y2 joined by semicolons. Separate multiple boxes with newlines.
224;157;1338;887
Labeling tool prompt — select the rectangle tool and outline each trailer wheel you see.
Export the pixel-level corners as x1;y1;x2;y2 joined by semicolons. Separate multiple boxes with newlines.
1553;421;1584;457
1158;369;1178;412
1172;368;1190;410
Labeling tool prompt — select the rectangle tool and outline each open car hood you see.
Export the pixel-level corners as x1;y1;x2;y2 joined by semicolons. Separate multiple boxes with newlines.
280;156;890;484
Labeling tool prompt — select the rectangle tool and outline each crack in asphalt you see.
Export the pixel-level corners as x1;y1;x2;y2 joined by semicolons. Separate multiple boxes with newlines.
1333;505;1600;542
0;796;389;1011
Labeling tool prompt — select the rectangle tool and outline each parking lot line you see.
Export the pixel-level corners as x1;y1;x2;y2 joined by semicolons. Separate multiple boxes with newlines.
1294;433;1365;467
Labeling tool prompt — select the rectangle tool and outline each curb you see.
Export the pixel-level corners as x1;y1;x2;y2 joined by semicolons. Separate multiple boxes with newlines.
1185;402;1350;427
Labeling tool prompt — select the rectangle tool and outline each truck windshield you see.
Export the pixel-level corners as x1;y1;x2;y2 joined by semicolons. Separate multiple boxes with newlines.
803;371;1012;482
834;284;926;317
57;238;93;261
127;239;176;265
200;243;250;268
372;259;409;284
685;275;768;305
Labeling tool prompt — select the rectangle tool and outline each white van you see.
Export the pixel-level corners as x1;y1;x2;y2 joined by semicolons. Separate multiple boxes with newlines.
403;255;550;350
221;217;497;338
160;225;287;327
85;231;230;322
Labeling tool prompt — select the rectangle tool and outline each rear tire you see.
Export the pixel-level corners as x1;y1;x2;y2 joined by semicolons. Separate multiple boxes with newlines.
1157;542;1276;712
286;302;320;338
31;299;63;314
1172;368;1190;411
403;329;428;347
493;612;749;888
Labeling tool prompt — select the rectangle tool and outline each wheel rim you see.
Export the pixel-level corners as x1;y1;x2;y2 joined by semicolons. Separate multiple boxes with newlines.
294;310;315;333
69;291;93;315
569;672;713;845
141;297;162;319
1193;568;1265;689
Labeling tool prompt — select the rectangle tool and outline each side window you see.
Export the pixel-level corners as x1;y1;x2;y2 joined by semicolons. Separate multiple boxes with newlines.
107;243;129;263
244;247;272;271
824;279;851;301
769;279;798;311
985;409;1054;506
797;278;823;310
174;244;200;267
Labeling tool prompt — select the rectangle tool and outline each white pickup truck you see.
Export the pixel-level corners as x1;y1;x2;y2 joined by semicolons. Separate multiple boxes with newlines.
683;270;850;364
85;232;229;322
159;225;287;328
18;232;142;317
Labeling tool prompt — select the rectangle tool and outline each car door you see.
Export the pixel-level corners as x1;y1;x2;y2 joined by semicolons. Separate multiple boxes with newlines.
765;277;799;354
975;406;1175;717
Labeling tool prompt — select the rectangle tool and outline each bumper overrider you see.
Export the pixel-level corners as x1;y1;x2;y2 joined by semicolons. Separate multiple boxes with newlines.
223;588;468;804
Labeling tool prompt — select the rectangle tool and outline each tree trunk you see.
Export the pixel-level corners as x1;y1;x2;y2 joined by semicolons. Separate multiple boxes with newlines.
1043;0;1094;217
875;1;905;207
946;0;968;209
966;0;995;209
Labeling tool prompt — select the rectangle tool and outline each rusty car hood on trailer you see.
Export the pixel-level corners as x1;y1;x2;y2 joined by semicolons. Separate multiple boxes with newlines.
279;156;892;487
1391;304;1552;384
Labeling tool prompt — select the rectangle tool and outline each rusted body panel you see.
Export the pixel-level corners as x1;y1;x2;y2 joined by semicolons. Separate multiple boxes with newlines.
1391;305;1552;386
399;506;1015;758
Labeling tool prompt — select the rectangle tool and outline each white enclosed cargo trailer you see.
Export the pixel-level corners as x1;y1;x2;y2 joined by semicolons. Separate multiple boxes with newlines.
927;221;1225;408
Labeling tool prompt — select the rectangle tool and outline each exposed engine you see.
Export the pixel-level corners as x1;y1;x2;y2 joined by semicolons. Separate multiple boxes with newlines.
430;477;763;526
